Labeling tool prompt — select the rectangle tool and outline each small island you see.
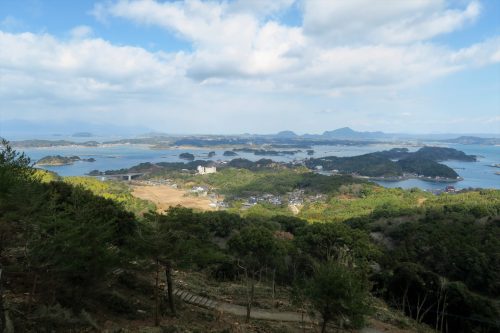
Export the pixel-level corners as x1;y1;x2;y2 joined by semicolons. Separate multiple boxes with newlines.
208;151;216;158
223;151;238;156
179;152;195;161
36;155;96;166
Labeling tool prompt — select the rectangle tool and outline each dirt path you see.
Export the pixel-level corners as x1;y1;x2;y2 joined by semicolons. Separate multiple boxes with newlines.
174;288;313;323
289;204;301;215
131;185;215;212
175;289;410;332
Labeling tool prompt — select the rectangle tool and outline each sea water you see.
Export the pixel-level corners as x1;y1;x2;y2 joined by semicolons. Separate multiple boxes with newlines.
18;142;500;190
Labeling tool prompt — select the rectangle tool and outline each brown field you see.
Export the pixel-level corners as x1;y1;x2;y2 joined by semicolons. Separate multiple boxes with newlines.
131;185;215;212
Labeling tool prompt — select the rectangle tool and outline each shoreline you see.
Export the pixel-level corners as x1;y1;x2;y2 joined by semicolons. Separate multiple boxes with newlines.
357;175;461;183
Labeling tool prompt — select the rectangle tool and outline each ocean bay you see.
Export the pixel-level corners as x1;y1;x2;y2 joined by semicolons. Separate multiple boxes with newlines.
20;142;500;190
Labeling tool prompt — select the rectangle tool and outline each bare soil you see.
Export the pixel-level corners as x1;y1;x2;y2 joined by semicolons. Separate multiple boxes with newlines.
131;185;215;212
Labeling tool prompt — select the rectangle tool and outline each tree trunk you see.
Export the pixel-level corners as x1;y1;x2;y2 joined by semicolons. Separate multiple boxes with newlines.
164;261;176;315
246;279;254;323
321;318;328;333
243;269;254;324
154;259;160;326
272;268;276;302
440;293;448;333
28;274;37;314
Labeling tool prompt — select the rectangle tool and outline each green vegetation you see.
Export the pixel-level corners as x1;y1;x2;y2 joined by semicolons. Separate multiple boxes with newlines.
413;146;476;161
303;262;371;332
179;152;195;160
397;156;458;178
180;167;366;198
373;146;476;162
63;176;155;215
307;154;403;177
36;155;96;166
223;150;238;156
306;146;474;179
11;139;99;148
1;140;499;332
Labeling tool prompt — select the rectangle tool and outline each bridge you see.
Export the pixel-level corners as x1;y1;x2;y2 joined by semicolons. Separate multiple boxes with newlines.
93;173;144;181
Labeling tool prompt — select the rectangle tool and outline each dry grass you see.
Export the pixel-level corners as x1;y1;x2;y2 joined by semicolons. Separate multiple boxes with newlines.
131;185;215;212
417;197;427;207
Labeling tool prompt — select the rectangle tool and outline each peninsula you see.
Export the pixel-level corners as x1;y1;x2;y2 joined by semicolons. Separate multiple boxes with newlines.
36;155;96;166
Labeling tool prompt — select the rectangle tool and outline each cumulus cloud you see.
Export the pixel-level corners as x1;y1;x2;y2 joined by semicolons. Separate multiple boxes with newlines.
88;0;498;89
0;30;185;105
93;0;305;80
1;0;500;133
303;0;480;44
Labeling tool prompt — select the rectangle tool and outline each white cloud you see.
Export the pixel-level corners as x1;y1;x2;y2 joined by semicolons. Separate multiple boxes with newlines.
89;0;497;90
69;25;93;39
0;30;191;115
303;0;480;44
1;0;500;133
228;0;296;17
94;0;305;80
450;36;500;67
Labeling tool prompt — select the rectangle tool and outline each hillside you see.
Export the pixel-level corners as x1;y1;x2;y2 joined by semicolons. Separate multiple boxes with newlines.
1;141;499;332
36;155;96;166
306;146;472;179
11;139;99;148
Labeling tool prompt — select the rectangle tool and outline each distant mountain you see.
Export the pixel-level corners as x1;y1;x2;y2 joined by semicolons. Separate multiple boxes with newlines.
0;119;151;140
275;130;298;138
321;127;387;140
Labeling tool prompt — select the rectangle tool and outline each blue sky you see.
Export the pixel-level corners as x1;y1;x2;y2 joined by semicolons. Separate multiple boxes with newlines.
0;0;499;135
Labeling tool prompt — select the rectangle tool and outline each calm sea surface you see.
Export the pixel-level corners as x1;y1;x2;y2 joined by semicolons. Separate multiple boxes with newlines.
18;142;500;190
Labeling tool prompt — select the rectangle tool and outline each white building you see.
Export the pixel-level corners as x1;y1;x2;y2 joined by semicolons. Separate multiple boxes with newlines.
197;165;217;175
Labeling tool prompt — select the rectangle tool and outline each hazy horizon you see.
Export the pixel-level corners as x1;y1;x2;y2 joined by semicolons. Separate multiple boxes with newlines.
2;118;500;140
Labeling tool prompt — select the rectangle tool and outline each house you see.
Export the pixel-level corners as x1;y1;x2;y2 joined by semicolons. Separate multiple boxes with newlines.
197;165;217;175
444;185;456;193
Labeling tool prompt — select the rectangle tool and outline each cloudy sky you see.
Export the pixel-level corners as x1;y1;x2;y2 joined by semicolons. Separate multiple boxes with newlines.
1;0;499;135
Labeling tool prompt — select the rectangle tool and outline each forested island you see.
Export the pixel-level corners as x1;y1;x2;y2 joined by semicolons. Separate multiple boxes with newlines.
223;150;238;156
36;155;96;166
179;152;195;160
306;147;475;180
11;139;99;148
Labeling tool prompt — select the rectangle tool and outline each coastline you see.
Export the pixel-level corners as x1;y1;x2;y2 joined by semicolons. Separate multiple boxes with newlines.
365;175;461;183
